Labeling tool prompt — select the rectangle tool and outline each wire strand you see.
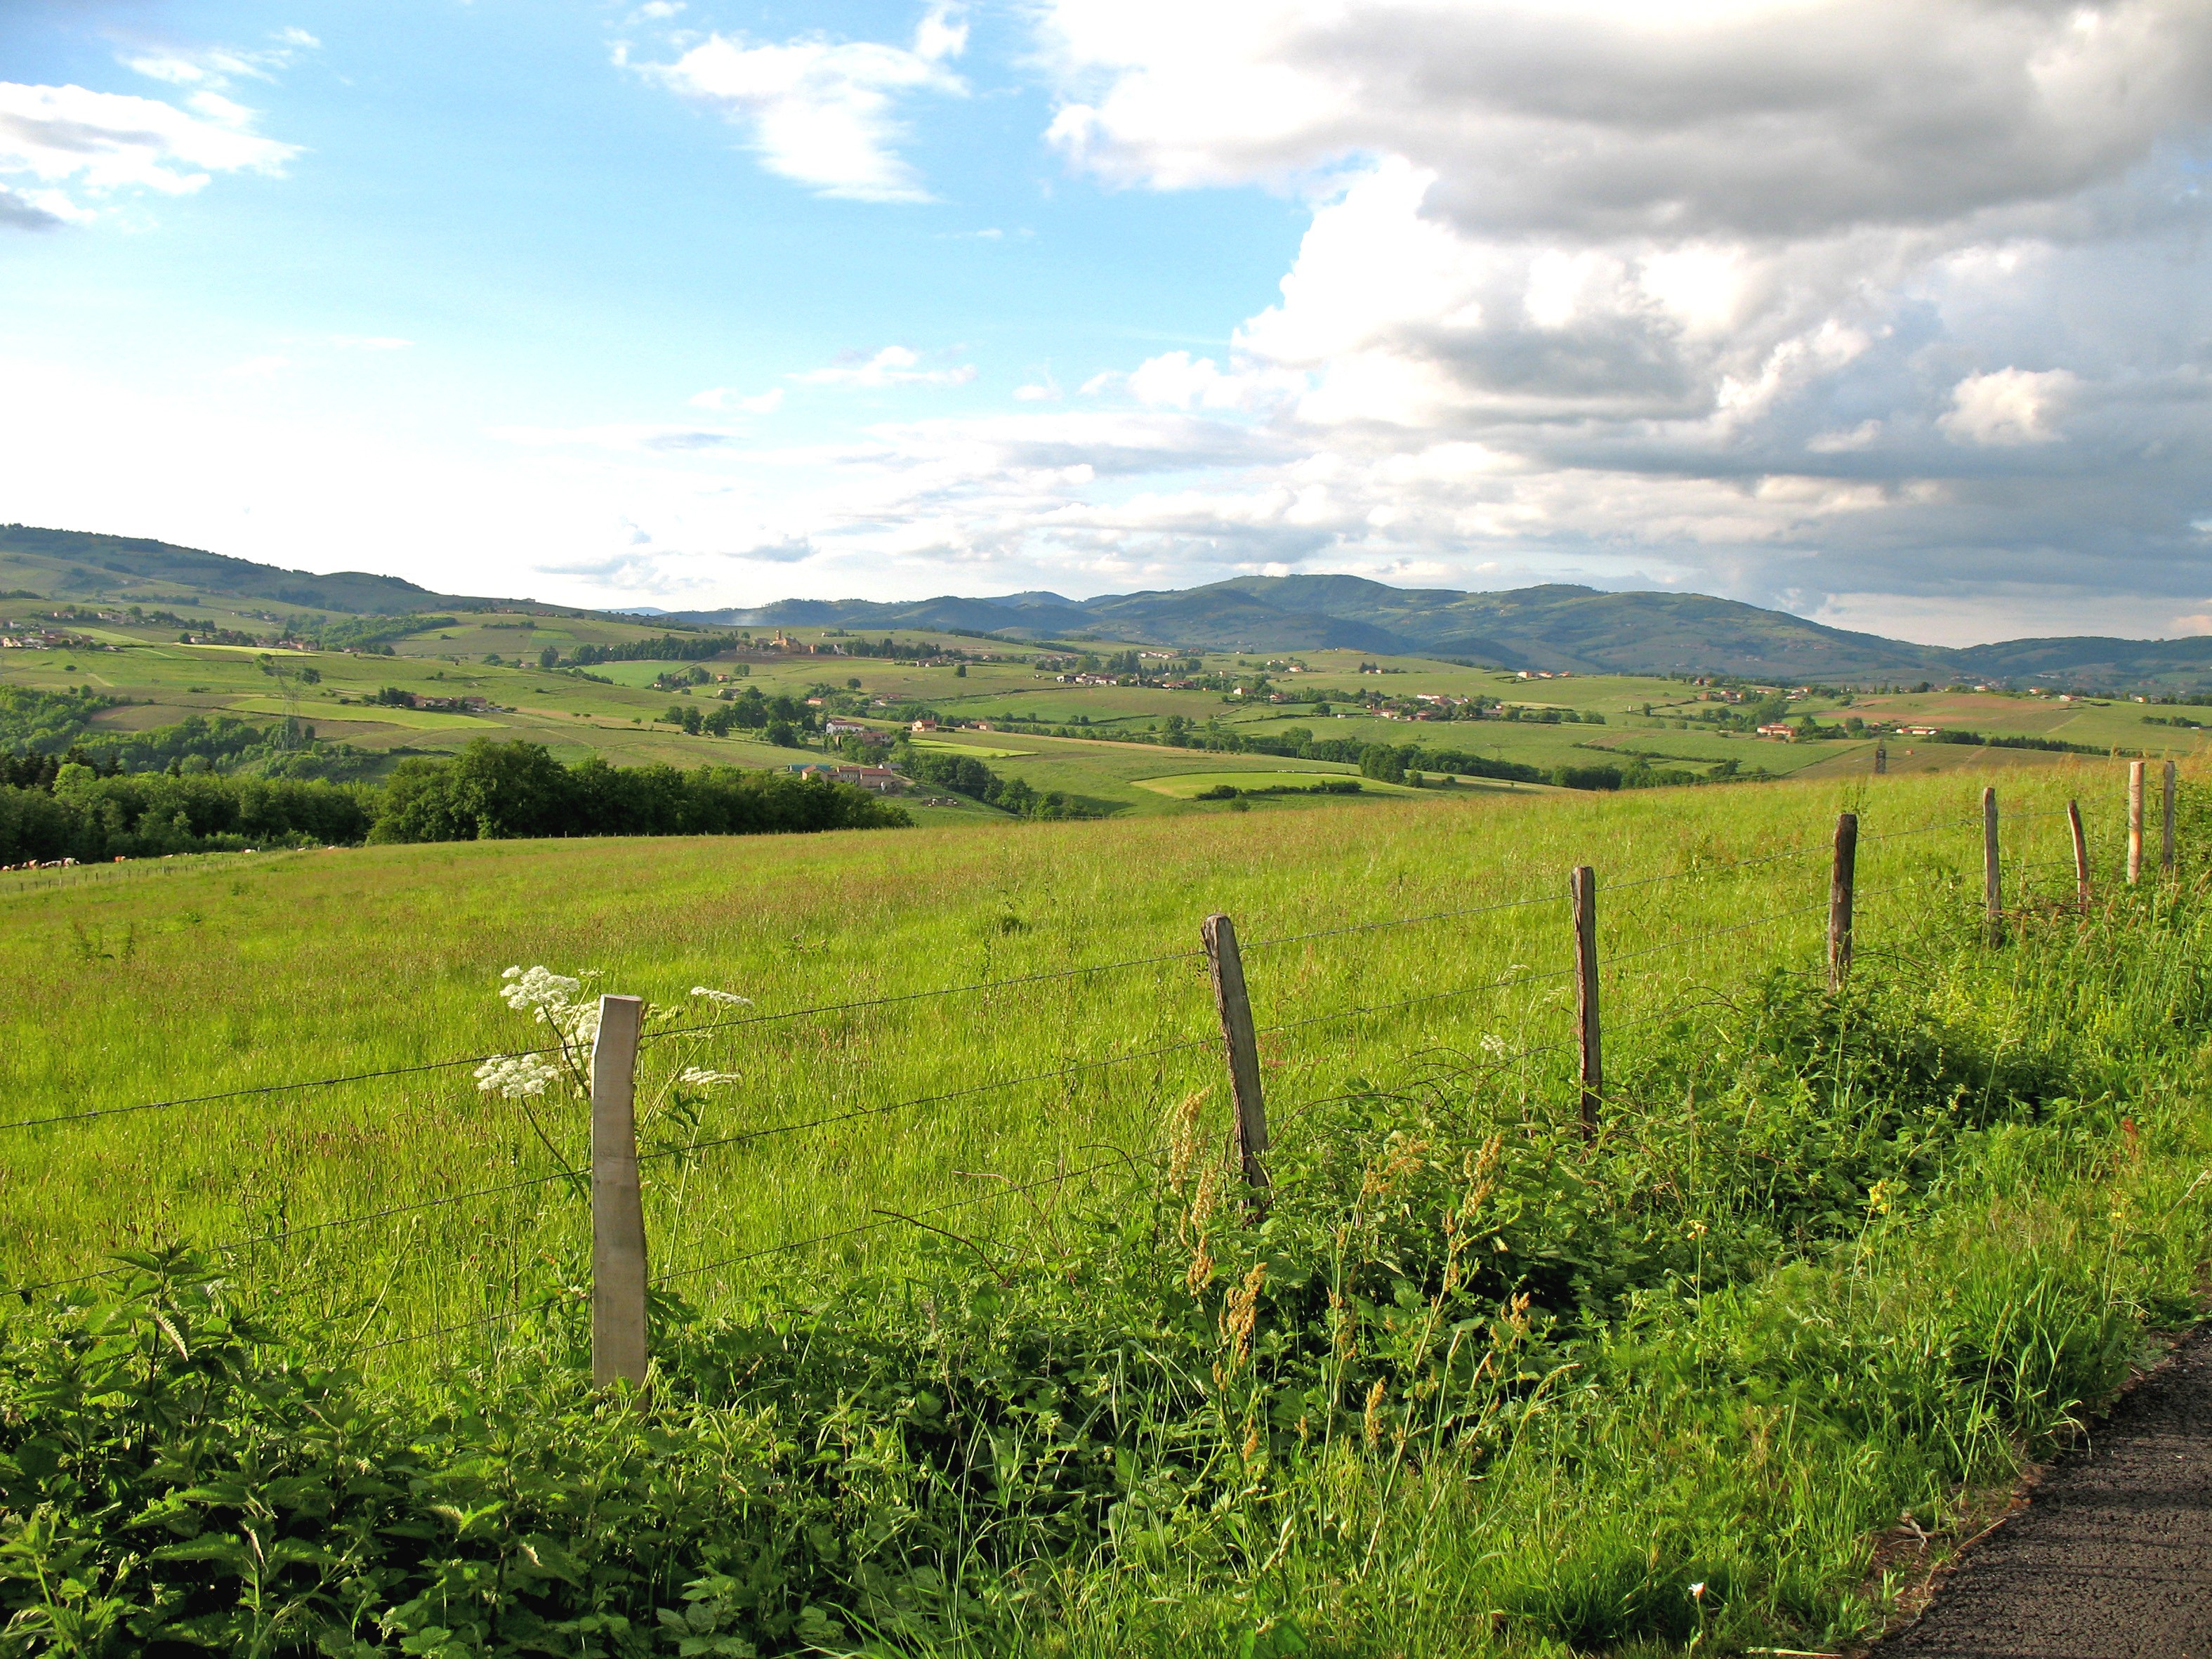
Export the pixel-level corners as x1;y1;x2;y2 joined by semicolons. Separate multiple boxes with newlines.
361;1158;1128;1353
637;948;1209;1047
652;1158;1124;1287
636;1035;1215;1168
1237;888;1564;952
1256;966;1578;1038
0;1044;569;1136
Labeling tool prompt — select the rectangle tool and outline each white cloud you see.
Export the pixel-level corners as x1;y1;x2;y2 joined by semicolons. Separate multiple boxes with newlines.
793;345;976;388
642;5;966;202
689;386;784;413
996;1;2212;624
0;80;298;228
119;29;319;92
1938;367;2079;446
1805;419;1883;454
1041;0;2212;238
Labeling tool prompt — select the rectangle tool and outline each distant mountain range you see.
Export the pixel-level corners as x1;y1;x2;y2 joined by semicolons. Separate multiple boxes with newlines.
4;523;2206;690
676;574;2212;689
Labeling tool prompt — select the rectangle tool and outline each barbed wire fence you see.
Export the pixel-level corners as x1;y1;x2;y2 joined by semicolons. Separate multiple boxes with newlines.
0;769;2183;1384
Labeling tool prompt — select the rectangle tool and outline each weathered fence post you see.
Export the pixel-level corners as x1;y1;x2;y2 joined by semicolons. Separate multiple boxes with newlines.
1201;913;1270;1207
1570;865;1601;1140
1829;812;1857;992
2128;761;2145;886
1982;787;2002;945
2164;760;2178;877
2068;800;2091;914
591;993;649;1389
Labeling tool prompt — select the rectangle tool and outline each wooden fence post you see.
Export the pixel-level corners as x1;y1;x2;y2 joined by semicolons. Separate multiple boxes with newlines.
1571;865;1601;1140
590;994;649;1389
1201;914;1270;1207
2128;761;2145;885
2068;800;2090;914
2164;760;2178;877
1829;812;1857;992
1982;787;2001;945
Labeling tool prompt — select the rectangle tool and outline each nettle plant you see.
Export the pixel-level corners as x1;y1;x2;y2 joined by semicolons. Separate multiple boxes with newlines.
473;966;749;1173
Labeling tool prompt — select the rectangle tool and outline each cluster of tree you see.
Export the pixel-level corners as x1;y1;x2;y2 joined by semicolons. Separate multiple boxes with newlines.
367;741;908;841
0;739;913;860
894;745;1094;819
557;633;742;668
313;614;455;651
1342;741;1548;785
1354;740;1718;792
0;768;376;864
2144;714;2204;730
0;685;111;752
105;716;380;781
1194;778;1362;801
1926;728;2109;756
822;635;980;662
172;627;267;647
1;687;379;784
658;685;817;745
1487;704;1605;724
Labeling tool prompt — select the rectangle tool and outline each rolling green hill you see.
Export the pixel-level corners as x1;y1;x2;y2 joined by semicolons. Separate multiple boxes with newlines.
0;523;489;616
10;521;2212;695
684;571;2212;690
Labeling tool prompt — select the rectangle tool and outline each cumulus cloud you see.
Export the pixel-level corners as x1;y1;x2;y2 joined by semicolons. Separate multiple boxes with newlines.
1939;367;2079;446
641;4;967;202
793;346;976;388
0;77;298;228
1043;0;2212;238
996;0;2212;631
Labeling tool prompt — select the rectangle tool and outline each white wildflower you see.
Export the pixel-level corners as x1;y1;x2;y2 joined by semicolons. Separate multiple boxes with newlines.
676;1068;744;1087
690;988;753;1006
501;964;581;1014
474;1053;563;1099
1480;1034;1507;1058
499;965;600;1045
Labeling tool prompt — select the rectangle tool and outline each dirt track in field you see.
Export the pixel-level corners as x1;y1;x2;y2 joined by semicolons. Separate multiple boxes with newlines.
1869;1324;2212;1658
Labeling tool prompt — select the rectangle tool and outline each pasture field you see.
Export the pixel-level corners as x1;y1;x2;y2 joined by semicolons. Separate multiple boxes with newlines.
4;760;2211;1653
11;609;2212;834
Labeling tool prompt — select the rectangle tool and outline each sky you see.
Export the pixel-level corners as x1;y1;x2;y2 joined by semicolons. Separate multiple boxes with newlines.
2;1;2211;645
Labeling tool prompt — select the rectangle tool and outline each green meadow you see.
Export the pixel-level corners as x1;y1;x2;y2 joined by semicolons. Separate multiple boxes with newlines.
5;760;2208;1654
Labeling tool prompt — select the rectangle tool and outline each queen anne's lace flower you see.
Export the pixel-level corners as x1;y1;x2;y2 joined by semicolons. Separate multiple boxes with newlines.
690;988;753;1006
474;1053;564;1099
500;965;600;1046
676;1068;743;1087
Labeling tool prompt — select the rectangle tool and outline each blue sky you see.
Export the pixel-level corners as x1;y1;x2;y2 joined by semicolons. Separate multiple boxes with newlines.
4;0;2211;642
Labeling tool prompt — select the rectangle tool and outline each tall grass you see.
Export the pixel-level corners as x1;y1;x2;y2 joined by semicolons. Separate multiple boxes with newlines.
0;766;2149;1356
1;761;2204;1654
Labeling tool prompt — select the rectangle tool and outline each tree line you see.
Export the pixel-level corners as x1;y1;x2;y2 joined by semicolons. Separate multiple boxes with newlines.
0;740;907;865
894;745;1094;819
